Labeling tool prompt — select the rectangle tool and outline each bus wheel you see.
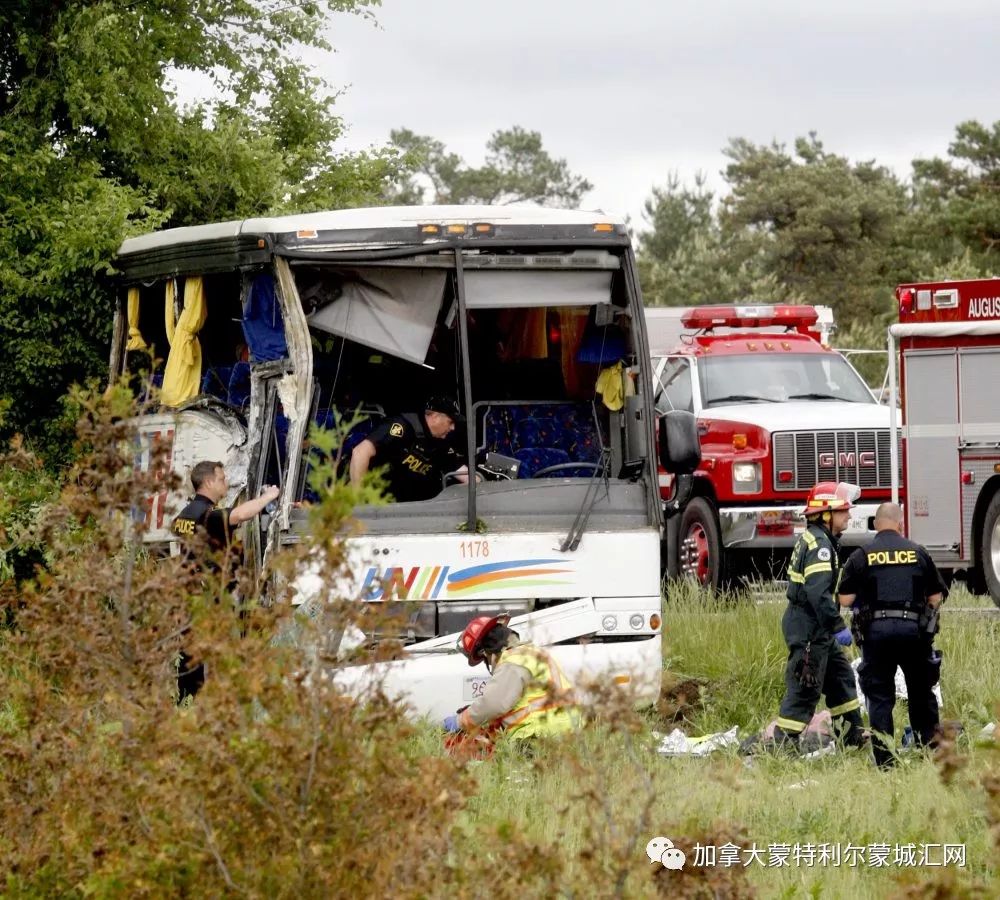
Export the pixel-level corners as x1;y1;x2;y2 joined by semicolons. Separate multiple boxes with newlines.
979;491;1000;608
678;497;723;592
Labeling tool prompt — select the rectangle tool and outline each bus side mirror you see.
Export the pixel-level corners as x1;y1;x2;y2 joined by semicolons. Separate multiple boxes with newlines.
658;410;700;475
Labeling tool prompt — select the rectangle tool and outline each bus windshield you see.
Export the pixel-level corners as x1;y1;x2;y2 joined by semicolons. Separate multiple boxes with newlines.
291;254;635;519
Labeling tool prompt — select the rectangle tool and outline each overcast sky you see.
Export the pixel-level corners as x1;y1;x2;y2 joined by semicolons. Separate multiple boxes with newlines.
312;0;999;226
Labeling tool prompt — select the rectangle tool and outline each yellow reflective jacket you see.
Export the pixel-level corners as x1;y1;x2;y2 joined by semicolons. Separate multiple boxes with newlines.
497;645;583;740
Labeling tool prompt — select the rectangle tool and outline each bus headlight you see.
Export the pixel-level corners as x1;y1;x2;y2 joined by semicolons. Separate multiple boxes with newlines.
732;462;761;494
629;614;644;630
602;615;618;632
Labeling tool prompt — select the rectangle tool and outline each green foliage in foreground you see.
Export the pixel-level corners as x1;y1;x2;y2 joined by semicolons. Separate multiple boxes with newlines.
4;396;1000;896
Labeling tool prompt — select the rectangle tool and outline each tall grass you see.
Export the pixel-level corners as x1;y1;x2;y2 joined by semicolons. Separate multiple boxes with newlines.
461;581;1000;897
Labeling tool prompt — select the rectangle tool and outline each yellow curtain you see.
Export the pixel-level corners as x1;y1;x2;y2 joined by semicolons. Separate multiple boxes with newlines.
161;277;207;407
125;287;147;352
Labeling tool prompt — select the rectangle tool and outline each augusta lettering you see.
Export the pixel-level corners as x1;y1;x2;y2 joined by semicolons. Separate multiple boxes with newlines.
968;296;1000;319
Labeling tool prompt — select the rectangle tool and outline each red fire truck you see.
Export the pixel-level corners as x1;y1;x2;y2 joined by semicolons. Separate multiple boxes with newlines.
891;277;1000;603
648;304;893;590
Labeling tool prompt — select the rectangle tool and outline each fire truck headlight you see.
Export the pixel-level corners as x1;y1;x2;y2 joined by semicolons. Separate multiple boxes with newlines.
732;462;761;493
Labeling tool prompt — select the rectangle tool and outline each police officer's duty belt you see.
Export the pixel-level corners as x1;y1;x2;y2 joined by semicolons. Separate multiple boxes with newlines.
872;609;920;621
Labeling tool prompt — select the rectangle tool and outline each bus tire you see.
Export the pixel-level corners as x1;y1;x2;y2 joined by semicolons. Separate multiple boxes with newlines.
978;491;1000;608
677;497;725;592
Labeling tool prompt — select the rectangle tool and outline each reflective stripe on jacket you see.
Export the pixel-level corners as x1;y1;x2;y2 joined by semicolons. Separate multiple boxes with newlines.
785;522;847;637
497;645;582;739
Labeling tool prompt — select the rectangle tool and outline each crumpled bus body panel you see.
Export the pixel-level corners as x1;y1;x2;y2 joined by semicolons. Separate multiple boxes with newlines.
131;406;247;542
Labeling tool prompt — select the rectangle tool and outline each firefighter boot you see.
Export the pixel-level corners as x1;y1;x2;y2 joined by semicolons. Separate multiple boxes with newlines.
835;710;867;749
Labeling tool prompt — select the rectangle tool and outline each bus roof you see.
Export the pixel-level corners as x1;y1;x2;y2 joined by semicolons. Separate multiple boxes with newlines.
117;204;627;257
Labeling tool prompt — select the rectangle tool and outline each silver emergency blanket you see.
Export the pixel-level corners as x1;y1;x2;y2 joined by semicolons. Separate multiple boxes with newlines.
307;268;447;365
653;726;740;756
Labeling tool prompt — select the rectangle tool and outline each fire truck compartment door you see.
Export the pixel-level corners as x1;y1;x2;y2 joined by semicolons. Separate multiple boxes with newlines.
903;350;959;551
959;348;1000;443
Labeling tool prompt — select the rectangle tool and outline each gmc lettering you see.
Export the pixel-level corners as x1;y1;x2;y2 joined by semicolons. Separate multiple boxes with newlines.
818;451;876;468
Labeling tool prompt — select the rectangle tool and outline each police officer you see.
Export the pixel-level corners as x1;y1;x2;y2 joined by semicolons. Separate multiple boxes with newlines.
773;481;865;750
838;502;947;768
349;396;469;501
172;460;279;563
171;460;279;700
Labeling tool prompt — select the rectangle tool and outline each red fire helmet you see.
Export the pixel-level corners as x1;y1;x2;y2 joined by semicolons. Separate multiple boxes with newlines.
457;614;510;667
803;481;861;517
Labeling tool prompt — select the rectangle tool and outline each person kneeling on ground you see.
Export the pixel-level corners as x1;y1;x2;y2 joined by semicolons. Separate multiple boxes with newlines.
443;615;583;750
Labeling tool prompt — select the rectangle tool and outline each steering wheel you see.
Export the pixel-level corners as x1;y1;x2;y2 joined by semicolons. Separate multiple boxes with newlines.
530;462;604;479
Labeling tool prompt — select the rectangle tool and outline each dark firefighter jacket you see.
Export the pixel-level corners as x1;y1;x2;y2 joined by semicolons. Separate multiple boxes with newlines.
785;521;847;642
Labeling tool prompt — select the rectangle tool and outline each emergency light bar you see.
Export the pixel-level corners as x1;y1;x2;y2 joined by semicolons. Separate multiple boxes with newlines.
680;304;819;331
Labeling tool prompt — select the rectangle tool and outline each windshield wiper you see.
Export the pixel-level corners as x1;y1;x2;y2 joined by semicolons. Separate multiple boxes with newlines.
705;394;779;406
560;449;611;552
787;392;854;402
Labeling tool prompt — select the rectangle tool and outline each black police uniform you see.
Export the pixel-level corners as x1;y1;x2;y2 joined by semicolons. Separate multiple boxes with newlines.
170;494;235;700
171;494;234;563
366;413;464;502
775;521;864;745
839;529;948;767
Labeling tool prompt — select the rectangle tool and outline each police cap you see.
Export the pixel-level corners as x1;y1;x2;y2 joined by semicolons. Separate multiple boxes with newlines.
425;395;465;423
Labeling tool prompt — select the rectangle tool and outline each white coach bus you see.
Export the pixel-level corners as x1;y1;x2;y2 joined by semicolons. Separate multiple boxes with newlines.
111;205;698;718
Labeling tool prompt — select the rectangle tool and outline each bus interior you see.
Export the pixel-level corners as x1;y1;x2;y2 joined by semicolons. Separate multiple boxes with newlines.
124;250;644;510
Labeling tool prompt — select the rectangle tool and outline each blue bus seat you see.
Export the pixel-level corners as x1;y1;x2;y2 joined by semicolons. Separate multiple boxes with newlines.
477;402;602;478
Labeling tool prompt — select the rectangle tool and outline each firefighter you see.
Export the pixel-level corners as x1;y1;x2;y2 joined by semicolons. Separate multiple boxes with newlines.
772;481;866;751
838;501;948;768
443;615;583;748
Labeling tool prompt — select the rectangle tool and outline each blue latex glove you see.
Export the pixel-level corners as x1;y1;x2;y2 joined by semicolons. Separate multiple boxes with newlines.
443;714;461;733
834;628;853;647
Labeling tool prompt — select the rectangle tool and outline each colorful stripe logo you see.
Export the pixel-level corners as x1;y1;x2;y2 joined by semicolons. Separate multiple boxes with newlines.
358;558;573;600
446;559;572;597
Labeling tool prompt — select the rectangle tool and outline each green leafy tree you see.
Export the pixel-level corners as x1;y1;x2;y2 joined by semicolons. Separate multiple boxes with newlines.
911;119;1000;275
385;126;592;207
637;173;785;307
719;134;912;325
0;0;400;459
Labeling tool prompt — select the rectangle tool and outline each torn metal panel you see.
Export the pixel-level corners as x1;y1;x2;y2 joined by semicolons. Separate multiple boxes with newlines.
277;373;304;425
129;407;248;544
272;257;314;530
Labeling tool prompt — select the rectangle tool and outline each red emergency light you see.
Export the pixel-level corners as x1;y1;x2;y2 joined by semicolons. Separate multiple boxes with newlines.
897;288;915;315
681;304;819;331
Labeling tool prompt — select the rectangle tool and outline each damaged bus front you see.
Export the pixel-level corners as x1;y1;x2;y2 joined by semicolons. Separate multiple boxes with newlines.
112;206;698;718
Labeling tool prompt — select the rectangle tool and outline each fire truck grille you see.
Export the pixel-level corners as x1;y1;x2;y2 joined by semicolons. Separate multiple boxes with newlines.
773;430;898;491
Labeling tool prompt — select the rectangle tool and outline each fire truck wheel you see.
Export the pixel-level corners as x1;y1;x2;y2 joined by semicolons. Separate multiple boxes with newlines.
978;491;1000;607
677;497;725;592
